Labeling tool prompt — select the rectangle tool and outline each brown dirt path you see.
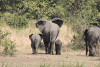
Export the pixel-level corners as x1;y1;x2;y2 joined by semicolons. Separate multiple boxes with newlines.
0;50;100;67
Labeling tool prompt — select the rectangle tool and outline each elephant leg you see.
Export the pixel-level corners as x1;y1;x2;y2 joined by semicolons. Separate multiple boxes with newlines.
44;41;49;54
98;44;100;56
32;45;35;54
48;44;50;54
97;38;100;56
32;48;34;54
35;47;38;54
59;44;62;55
34;46;36;54
57;46;60;55
55;46;58;55
86;41;88;56
59;47;61;55
89;42;96;56
92;45;96;56
35;44;39;54
50;40;54;55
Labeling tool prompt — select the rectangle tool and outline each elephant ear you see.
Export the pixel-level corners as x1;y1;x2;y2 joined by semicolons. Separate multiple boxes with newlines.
39;34;43;40
29;34;33;40
51;18;63;28
36;18;47;28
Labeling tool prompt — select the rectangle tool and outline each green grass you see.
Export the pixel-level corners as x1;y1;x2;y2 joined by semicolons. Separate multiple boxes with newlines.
1;61;12;67
40;62;85;67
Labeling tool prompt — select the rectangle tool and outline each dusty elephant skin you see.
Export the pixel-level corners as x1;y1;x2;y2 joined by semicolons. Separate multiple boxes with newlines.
55;39;62;55
29;34;43;54
84;26;100;56
35;18;63;55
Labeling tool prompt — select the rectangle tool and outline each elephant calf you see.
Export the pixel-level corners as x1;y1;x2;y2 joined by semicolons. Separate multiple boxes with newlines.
55;39;62;55
29;34;43;54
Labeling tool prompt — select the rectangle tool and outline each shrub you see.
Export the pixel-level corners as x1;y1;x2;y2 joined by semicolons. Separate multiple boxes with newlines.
67;16;87;50
3;12;29;29
68;35;85;50
7;15;29;29
2;40;17;56
0;30;17;56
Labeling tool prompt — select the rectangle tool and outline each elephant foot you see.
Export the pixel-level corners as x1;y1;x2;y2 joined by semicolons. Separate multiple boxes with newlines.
45;51;49;54
50;52;54;55
45;50;49;54
89;54;96;56
56;53;58;55
56;53;61;55
32;52;38;55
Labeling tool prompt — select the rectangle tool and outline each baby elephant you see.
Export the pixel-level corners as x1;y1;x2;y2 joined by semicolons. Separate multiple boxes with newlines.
55;39;62;55
29;34;43;54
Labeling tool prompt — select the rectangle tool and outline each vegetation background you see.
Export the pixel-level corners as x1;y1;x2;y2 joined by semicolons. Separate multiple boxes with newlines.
0;0;100;66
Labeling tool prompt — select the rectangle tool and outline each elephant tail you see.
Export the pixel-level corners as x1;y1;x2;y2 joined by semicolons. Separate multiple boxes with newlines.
84;28;88;56
83;28;88;41
84;28;88;35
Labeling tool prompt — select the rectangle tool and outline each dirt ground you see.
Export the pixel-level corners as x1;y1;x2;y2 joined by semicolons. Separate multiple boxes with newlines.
0;49;100;67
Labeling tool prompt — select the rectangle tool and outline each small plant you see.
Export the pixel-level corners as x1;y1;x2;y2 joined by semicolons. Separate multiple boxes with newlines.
2;40;17;56
1;61;13;67
68;34;85;51
0;30;17;56
40;64;50;67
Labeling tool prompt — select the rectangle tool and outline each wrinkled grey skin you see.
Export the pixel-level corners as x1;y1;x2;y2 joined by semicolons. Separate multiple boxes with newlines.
55;39;62;55
29;34;43;54
84;26;100;56
36;18;63;55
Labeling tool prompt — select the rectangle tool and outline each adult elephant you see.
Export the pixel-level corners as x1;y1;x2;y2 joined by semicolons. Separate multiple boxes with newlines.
84;26;100;56
35;18;63;55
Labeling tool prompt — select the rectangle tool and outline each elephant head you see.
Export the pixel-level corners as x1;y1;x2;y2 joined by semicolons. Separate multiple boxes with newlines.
35;18;63;33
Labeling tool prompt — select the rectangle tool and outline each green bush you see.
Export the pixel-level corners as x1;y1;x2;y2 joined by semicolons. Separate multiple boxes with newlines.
67;16;86;50
68;35;85;50
0;30;17;56
7;15;29;29
2;40;17;56
3;12;29;29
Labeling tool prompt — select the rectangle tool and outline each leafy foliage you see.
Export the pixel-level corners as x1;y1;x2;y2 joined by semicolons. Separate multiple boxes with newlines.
0;0;100;50
3;12;28;29
0;30;17;56
2;40;17;56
